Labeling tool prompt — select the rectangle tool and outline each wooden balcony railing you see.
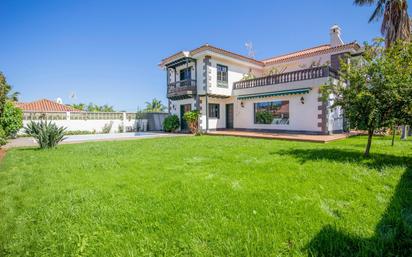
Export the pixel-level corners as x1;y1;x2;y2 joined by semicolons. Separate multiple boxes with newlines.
167;79;197;99
233;66;338;90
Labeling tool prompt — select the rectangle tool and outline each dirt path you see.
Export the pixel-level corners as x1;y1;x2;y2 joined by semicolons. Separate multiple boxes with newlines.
0;148;6;163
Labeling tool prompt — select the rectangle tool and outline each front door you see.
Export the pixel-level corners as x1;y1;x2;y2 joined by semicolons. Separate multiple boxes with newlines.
226;104;234;129
180;104;191;131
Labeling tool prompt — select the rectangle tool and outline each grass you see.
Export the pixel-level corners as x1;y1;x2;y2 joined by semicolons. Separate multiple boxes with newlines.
0;135;411;256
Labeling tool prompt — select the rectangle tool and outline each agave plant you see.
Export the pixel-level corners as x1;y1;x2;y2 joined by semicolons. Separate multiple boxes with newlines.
24;121;67;149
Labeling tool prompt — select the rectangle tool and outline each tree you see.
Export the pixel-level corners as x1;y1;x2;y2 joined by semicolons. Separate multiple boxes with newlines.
71;103;115;112
86;103;115;112
0;72;20;117
144;98;166;112
322;40;412;156
71;103;86;111
354;0;411;47
0;101;23;137
99;104;115;112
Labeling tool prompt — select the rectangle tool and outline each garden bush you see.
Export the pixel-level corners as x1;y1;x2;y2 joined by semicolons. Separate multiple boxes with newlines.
0;126;7;147
24;121;66;149
64;130;96;136
102;122;113;134
0;101;23;138
118;124;124;133
163;115;179;132
183;110;200;134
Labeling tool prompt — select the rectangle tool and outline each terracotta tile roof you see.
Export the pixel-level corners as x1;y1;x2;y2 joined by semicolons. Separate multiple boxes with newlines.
190;44;264;66
14;99;82;112
160;44;264;67
262;42;360;65
160;42;360;68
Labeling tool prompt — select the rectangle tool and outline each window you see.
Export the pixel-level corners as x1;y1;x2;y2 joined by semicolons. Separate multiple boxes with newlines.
254;100;289;125
179;68;191;87
217;64;228;87
208;104;220;118
179;68;191;81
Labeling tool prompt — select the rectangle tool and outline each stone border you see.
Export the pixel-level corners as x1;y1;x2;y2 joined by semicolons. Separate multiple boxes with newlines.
317;89;328;134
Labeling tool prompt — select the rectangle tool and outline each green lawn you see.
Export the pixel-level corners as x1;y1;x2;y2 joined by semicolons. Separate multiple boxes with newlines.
0;135;411;256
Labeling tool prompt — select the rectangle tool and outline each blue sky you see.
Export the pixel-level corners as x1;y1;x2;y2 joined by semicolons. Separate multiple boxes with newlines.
1;0;409;111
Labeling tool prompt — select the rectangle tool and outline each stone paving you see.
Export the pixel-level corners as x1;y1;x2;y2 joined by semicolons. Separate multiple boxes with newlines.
207;130;357;143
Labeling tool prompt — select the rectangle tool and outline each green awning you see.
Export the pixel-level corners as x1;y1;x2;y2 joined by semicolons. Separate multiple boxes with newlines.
237;88;312;100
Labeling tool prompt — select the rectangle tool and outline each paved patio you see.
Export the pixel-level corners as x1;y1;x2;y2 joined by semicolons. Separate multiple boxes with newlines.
207;130;356;143
4;132;187;149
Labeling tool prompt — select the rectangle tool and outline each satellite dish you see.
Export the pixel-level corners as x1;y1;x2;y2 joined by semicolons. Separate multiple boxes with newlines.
56;97;63;104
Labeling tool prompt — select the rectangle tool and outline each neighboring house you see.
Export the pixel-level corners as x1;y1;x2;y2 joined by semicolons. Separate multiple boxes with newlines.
15;98;148;133
160;25;361;134
16;98;82;116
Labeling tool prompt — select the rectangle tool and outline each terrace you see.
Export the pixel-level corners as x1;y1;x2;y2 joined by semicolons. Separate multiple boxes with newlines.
165;56;198;100
233;66;339;90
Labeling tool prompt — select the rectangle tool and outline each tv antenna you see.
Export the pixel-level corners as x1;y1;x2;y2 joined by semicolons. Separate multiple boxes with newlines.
69;91;77;100
245;41;255;58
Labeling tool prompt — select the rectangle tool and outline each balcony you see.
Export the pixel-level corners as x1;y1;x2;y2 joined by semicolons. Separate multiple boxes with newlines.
167;79;197;100
233;66;338;90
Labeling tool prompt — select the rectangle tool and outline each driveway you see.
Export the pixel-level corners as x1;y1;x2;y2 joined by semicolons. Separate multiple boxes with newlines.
4;132;187;149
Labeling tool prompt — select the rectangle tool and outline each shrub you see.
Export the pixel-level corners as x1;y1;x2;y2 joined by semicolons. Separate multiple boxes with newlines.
183;110;200;134
102;121;113;134
0;126;7;147
0;101;23;138
256;111;272;124
163;115;179;132
24;121;66;149
64;130;96;136
118;124;124;133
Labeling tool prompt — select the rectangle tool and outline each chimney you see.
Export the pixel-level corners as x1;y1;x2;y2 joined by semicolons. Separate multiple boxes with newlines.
330;25;344;47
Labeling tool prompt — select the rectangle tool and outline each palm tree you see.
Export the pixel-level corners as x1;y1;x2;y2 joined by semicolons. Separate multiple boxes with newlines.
354;0;411;47
0;72;20;117
0;72;20;102
144;98;166;112
71;103;86;111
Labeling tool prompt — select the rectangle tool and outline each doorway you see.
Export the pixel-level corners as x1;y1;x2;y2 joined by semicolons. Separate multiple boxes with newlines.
226;103;234;129
180;104;192;131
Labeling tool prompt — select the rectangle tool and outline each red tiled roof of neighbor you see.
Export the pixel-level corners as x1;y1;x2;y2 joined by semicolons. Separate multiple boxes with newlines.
14;99;82;112
262;42;360;65
160;42;360;67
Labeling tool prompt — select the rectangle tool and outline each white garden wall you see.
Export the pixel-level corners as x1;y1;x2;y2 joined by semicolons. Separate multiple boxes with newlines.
21;112;148;134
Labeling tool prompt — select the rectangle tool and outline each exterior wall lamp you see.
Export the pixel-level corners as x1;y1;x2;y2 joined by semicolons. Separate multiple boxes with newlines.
300;97;305;104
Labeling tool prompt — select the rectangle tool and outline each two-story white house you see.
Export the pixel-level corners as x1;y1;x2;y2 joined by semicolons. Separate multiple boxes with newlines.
160;26;361;134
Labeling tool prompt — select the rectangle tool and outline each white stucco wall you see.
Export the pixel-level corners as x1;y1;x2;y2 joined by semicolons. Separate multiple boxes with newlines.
207;57;253;96
198;96;233;130
234;89;321;132
21;119;148;134
195;53;263;96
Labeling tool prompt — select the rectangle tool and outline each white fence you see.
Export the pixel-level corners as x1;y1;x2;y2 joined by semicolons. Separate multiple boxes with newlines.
22;111;148;134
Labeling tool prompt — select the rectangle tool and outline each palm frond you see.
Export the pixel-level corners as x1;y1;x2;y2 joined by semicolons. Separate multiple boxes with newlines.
369;0;385;22
354;0;377;6
7;91;20;102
